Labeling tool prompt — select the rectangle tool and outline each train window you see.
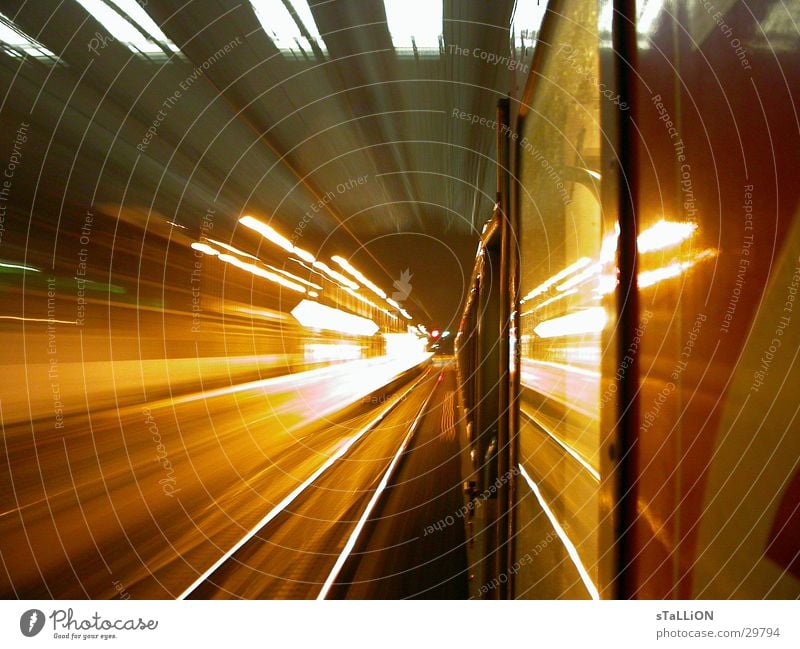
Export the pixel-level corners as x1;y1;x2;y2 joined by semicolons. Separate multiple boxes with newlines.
513;1;603;599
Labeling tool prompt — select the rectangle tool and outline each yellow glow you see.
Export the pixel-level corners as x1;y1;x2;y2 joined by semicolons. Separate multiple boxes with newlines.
217;253;306;293
521;257;592;303
534;307;608;338
384;333;427;358
304;343;362;363
386;297;401;309
239;215;294;251
190;242;219;256
312;261;359;290
556;262;602;292
331;255;388;299
239;215;317;263
521;289;578;317
523;220;706;303
599;226;619;264
265;264;322;290
343;286;383;312
293;247;316;264
638;219;698;253
0;261;41;272
206;238;258;260
226;306;288;320
638;249;717;288
291;299;379;336
399;308;412;320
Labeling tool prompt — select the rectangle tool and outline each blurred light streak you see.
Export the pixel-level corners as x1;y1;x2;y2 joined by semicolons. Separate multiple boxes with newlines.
226;306;288;320
205;238;258;260
291;299;379;336
0;316;77;324
386;297;401;309
343;286;386;313
74;0;180;55
239;215;295;253
556;262;602;292
637;219;698;253
638;250;717;288
331;255;388;299
521;288;577;316
264;264;322;290
521;257;592;303
0;12;60;61
216;253;306;293
311;261;359;290
293;247;316;264
239;216;322;269
519;464;600;600
0;261;40;272
520;407;600;480
304;343;362;363
533;307;608;338
399;308;412;320
190;242;219;256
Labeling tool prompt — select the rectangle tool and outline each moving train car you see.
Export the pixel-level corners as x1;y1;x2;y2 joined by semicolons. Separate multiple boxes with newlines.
456;0;800;599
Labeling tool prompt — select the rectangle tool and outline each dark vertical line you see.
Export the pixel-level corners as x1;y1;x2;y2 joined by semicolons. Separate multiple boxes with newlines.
613;0;640;599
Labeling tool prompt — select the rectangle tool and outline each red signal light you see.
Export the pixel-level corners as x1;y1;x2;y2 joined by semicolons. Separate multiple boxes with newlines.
431;329;440;338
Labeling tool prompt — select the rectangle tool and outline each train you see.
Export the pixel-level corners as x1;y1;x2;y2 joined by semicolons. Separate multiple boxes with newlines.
456;0;800;599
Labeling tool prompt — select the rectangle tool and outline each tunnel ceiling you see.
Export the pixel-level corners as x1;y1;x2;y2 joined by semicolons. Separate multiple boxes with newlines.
1;0;516;327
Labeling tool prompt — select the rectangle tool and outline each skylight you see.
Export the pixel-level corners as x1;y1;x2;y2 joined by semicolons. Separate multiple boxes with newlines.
384;0;442;53
249;0;327;59
0;11;60;63
74;0;181;58
510;0;548;50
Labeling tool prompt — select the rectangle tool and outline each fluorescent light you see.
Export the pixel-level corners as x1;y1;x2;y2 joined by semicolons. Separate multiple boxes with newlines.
331;255;388;299
534;307;608;339
0;12;60;62
556;262;601;292
291;299;379;336
386;297;400;309
312;261;359;290
384;0;442;51
638;249;717;288
216;253;306;293
637;219;698;253
521;257;592;303
74;0;180;56
250;0;326;56
399;308;412;320
240;215;317;263
265;263;322;290
344;286;382;312
206;238;258;260
293;247;316;263
190;242;219;256
239;215;294;252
